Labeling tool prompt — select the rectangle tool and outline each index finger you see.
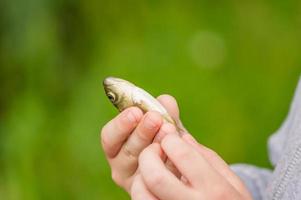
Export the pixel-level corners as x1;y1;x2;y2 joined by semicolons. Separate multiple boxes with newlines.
157;94;188;134
139;143;194;200
101;107;143;158
161;134;222;188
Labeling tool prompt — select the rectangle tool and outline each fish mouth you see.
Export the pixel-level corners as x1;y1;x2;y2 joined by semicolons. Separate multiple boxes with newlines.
103;77;115;87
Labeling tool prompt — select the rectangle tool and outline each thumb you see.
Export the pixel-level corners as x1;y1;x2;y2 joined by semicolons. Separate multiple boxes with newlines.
157;94;179;120
157;94;187;133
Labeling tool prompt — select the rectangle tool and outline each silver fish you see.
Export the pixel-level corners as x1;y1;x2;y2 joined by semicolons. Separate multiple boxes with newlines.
103;77;181;130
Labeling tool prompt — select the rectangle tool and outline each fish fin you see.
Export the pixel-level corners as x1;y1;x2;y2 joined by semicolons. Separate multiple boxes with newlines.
134;100;149;113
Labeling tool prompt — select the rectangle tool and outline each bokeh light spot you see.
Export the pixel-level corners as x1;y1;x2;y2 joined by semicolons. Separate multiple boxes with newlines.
188;31;226;69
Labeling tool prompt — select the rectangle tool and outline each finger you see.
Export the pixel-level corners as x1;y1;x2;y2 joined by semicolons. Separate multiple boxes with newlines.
157;94;180;121
161;134;222;188
182;134;250;195
153;122;177;143
101;107;143;158
131;174;159;200
113;112;162;177
139;143;193;200
153;123;181;178
157;94;188;133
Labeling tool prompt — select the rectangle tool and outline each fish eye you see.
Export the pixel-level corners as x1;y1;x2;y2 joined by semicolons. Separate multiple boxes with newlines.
107;92;116;102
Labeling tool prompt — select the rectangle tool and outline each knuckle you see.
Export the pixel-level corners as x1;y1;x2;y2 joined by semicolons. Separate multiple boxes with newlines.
123;144;138;160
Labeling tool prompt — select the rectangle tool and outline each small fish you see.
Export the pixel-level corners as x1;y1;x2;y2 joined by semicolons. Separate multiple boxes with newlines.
103;77;182;132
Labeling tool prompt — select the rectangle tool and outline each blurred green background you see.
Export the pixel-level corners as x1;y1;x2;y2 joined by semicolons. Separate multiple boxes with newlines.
0;0;301;199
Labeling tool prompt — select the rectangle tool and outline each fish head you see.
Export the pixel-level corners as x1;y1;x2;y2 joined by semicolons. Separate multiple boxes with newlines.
103;77;135;111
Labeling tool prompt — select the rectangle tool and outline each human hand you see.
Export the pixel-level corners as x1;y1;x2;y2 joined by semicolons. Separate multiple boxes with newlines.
100;95;183;192
131;129;253;200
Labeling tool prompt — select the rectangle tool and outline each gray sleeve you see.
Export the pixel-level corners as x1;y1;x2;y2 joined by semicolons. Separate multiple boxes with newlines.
231;164;272;200
268;78;301;166
265;78;301;200
230;78;301;200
